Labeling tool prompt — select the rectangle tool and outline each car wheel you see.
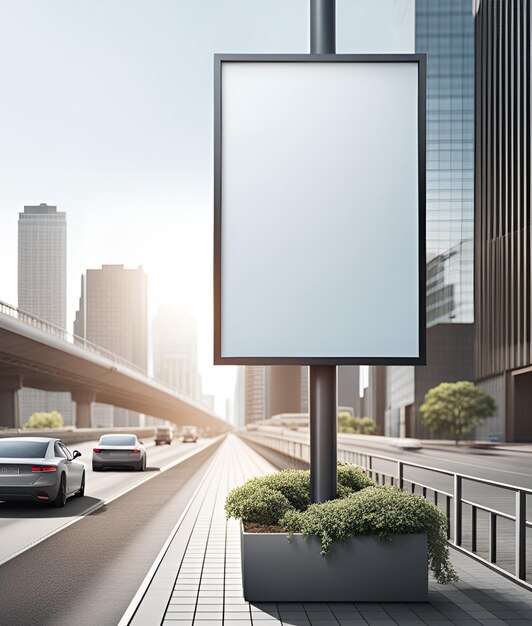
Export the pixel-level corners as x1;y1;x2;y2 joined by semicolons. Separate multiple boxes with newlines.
75;471;85;497
141;456;146;472
52;474;67;508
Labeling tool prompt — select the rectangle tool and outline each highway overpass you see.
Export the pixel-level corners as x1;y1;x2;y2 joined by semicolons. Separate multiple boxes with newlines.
0;302;230;433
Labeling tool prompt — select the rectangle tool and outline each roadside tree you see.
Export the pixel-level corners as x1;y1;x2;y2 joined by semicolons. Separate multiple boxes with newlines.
24;411;64;429
420;381;496;445
338;412;377;435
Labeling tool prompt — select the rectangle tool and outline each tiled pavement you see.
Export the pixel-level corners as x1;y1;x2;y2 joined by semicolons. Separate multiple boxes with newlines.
125;436;532;626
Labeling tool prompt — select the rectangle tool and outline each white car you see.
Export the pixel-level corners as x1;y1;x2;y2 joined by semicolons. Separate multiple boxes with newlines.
92;434;146;471
391;438;422;450
181;426;198;443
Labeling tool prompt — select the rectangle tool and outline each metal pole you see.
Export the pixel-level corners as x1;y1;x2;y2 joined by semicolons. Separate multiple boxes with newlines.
310;365;337;502
516;490;526;580
308;0;337;504
310;0;336;54
453;475;463;546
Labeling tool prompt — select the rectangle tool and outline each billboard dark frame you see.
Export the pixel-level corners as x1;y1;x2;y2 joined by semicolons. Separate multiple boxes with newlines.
214;53;427;366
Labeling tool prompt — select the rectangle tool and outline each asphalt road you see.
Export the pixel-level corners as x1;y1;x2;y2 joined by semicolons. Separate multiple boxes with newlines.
0;436;223;626
335;436;532;513
0;436;215;565
283;429;532;487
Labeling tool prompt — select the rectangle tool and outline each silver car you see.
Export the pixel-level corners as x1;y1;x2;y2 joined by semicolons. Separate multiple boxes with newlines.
92;434;146;472
0;437;85;507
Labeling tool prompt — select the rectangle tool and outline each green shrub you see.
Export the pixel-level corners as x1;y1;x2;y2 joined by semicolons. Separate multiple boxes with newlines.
280;486;457;585
338;412;378;435
23;411;64;430
228;464;374;516
336;484;352;499
337;462;374;493
245;469;312;511
224;483;293;525
358;417;378;435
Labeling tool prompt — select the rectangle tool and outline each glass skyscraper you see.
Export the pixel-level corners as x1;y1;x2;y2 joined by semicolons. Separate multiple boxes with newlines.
417;0;475;326
384;0;476;438
18;204;74;426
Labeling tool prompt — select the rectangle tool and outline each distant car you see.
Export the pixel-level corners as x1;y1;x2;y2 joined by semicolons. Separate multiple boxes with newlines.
155;426;173;445
181;426;198;443
391;438;422;450
92;434;146;471
0;437;85;507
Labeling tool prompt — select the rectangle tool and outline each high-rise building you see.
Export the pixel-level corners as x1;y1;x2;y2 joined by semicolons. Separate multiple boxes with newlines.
268;366;303;419
338;366;363;417
74;264;148;427
18;203;73;425
18;204;67;326
384;0;476;438
152;305;203;403
474;0;532;441
419;0;475;326
233;367;246;428
243;366;268;424
202;394;215;411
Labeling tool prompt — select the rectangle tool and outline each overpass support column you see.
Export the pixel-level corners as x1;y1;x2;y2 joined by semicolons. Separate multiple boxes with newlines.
72;390;96;428
0;376;23;429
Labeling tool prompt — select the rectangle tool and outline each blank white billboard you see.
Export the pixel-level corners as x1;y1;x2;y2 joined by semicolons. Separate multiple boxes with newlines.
214;55;425;364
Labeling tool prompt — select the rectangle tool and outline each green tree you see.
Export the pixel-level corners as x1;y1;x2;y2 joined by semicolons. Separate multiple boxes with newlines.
338;411;356;433
420;381;496;445
24;411;64;430
337;412;377;435
358;417;377;435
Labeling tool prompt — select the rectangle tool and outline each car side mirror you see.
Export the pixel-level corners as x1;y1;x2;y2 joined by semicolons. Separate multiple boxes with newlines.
73;450;82;459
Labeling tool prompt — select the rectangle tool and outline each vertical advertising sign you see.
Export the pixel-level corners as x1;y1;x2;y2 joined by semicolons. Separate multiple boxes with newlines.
215;54;426;366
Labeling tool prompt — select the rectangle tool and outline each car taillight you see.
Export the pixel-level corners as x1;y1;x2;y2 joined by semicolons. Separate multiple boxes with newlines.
31;466;57;472
131;449;140;454
93;448;101;453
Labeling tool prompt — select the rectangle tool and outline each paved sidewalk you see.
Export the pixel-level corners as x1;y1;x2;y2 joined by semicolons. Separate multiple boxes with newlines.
123;435;532;626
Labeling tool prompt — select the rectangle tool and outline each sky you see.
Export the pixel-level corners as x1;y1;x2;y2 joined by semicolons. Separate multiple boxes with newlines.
0;0;413;420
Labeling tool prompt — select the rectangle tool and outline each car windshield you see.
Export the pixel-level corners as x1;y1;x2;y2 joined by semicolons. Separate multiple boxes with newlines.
99;435;136;446
0;440;49;458
157;428;170;433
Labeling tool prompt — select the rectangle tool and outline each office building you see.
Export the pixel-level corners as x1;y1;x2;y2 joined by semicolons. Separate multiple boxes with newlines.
233;367;246;428
74;264;148;427
356;366;385;433
202;394;214;411
384;0;476;437
243;366;268;424
152;305;203;403
338;366;363;416
474;0;532;441
18;204;73;425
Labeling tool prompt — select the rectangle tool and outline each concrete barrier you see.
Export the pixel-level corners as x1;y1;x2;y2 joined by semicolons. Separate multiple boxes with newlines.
0;427;156;445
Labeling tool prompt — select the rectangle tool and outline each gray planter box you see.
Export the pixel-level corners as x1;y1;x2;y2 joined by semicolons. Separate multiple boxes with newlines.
241;525;428;602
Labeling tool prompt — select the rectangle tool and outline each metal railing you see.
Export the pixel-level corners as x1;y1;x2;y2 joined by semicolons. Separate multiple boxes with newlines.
241;429;532;590
0;300;148;375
